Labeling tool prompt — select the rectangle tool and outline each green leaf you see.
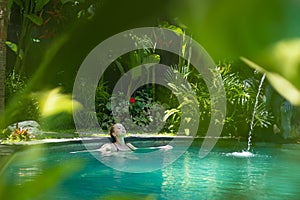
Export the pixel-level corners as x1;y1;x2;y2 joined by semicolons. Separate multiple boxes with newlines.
8;0;14;9
5;41;18;53
159;21;184;35
173;0;300;60
163;108;180;121
13;0;23;8
241;57;300;106
25;14;43;26
0;145;83;200
262;39;300;87
1;160;84;200
115;60;125;76
5;41;24;59
35;0;51;12
142;54;160;64
77;10;85;18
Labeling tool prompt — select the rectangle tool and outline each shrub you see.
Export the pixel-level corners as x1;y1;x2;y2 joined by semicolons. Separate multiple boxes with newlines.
95;85;165;133
162;61;274;136
5;71;40;122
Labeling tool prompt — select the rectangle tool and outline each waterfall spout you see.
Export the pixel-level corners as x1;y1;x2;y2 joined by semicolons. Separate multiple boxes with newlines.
247;73;266;151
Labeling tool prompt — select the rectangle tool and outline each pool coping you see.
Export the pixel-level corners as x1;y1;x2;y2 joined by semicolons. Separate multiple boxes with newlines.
0;135;299;158
0;135;235;146
0;135;238;157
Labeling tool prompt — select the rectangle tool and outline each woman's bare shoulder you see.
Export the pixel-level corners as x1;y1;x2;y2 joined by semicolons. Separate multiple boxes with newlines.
99;143;115;152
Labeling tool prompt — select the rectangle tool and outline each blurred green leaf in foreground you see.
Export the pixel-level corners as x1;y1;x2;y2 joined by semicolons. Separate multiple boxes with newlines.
242;38;300;106
0;145;84;200
173;0;300;105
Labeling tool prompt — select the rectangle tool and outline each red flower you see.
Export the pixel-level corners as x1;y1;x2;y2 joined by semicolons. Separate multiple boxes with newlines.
129;97;135;104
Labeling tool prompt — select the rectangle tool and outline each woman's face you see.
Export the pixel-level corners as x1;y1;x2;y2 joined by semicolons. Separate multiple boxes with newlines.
112;123;126;138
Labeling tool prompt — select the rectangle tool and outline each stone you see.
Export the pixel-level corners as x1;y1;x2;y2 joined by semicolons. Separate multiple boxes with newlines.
281;100;293;139
5;120;42;138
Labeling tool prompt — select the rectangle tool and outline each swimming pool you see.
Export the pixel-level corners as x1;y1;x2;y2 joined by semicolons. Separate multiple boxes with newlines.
1;139;300;200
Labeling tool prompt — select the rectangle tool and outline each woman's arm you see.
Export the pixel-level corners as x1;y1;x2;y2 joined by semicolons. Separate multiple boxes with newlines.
70;144;113;154
133;144;173;151
148;144;173;150
126;143;137;151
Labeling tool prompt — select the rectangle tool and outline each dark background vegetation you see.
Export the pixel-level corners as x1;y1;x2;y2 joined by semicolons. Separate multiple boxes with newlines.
1;0;300;142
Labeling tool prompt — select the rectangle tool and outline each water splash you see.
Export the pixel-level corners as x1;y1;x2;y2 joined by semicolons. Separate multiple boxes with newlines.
247;73;266;151
228;73;266;158
226;151;254;157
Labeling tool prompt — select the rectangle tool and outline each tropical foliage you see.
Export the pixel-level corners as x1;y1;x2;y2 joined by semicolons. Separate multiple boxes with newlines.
5;70;39;122
0;0;298;139
0;0;300;199
161;60;273;137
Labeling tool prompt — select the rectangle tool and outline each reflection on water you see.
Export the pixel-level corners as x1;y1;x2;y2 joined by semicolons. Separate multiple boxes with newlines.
15;166;43;185
161;144;300;200
2;141;300;200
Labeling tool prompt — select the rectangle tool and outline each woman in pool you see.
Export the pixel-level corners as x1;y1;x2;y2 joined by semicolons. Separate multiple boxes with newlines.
99;123;172;153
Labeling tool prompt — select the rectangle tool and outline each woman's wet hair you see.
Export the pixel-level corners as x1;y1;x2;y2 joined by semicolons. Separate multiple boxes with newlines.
109;125;116;143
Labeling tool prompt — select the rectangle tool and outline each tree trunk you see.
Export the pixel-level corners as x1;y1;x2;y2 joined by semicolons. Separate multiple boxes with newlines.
0;0;8;115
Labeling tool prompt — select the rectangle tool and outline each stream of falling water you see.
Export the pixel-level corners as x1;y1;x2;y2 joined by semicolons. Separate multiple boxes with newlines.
247;73;266;151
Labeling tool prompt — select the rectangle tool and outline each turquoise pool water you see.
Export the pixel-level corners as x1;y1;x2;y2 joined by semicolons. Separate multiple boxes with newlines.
2;140;300;200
